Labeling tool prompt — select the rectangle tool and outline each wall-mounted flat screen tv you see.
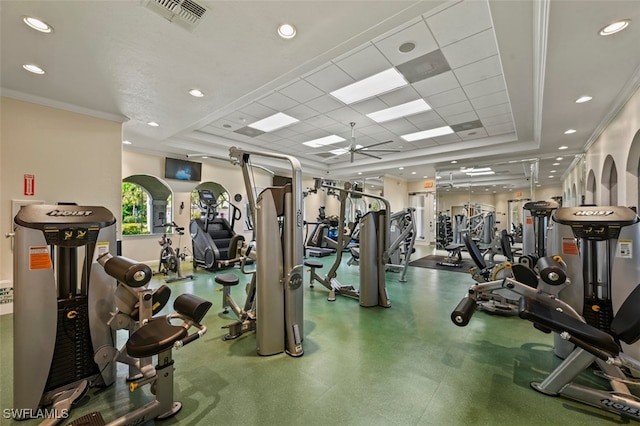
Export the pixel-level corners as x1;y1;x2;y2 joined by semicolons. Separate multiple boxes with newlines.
164;158;202;182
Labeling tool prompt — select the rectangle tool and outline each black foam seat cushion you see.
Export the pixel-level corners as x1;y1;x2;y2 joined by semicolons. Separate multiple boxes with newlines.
215;273;239;286
519;299;620;356
304;259;323;268
126;317;188;358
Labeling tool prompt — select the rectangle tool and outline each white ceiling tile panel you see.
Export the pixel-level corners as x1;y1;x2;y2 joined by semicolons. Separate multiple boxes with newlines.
453;55;502;86
476;102;511;119
412;138;439;148
426;0;492;48
335;44;393;80
284;104;319;121
296;129;330;141
269;127;298;139
377;85;422;106
324;122;351;135
205;119;243;131
348;97;390;114
305;95;345;114
324;106;368;124
373;21;439;66
380;118;419;134
256;133;283;143
412;71;461;97
358;124;395;138
457;128;488;140
199;125;227;135
222;110;259;124
463;75;506;99
238;102;278;120
469;90;509;110
303;64;355;93
424;87;468;108
441;29;498;69
257;92;299;111
278;80;325;103
287;121;317;134
443;110;479;125
432;133;462;144
435;100;474;117
405;110;446;127
485;122;515;136
306;114;341;129
480;113;512;126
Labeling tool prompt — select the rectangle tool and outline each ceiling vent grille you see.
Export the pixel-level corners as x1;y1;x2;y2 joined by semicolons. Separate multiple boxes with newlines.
143;0;208;31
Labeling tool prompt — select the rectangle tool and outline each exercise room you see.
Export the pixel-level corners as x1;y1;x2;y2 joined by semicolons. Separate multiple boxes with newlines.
2;1;640;425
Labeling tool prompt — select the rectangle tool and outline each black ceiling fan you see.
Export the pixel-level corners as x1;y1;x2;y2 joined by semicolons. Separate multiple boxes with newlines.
328;122;400;163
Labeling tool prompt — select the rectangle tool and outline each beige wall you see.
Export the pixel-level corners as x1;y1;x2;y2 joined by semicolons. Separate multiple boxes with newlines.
1;97;123;283
383;175;409;212
564;87;640;209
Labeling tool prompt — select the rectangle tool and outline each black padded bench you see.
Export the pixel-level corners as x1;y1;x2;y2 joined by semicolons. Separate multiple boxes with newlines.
438;243;465;267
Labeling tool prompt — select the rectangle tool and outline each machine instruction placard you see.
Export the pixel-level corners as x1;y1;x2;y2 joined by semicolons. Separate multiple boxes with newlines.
29;246;52;270
617;239;633;258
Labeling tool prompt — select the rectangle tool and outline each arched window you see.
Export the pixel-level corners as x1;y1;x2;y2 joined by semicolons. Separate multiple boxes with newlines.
122;174;172;235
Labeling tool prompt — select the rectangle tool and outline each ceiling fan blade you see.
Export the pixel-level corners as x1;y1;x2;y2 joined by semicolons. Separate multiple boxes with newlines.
361;148;401;153
356;140;393;150
356;151;382;160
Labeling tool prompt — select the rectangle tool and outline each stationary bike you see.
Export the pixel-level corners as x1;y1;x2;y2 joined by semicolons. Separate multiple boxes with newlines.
157;222;193;283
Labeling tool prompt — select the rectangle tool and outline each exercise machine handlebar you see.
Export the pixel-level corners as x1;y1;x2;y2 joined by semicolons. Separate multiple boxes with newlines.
97;253;152;288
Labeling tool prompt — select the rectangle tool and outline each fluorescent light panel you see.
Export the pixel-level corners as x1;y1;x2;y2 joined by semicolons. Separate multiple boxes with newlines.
366;99;431;123
302;135;345;148
466;171;495;176
330;68;408;104
248;112;299;132
401;126;454;142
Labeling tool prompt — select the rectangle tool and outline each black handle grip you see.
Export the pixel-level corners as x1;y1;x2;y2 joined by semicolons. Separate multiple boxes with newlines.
180;332;201;347
451;296;477;327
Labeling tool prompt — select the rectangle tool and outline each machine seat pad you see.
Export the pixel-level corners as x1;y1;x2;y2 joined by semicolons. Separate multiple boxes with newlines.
304;259;323;269
126;317;188;358
215;273;239;286
444;244;465;251
519;299;620;356
130;284;171;321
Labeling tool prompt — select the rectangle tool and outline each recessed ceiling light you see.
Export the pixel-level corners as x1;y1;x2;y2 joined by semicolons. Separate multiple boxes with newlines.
599;19;631;36
398;167;404;170
575;96;592;103
277;23;297;39
357;172;362;175
122;140;132;145
550;170;557;173
401;125;454;142
451;160;458;164
423;176;427;178
399;42;416;53
189;89;205;97
23;64;45;74
367;99;431;123
330;68;408;104
248;112;299;132
558;145;568;150
201;156;208;159
552;162;560;166
23;16;53;33
302;135;345;148
147;121;159;127
411;172;416;175
564;129;576;134
556;157;563;161
548;175;555;178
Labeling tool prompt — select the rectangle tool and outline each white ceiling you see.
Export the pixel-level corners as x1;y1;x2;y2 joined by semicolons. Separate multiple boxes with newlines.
2;0;639;193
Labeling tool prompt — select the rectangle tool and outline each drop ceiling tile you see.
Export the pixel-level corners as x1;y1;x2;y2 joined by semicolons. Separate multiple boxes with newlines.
432;133;462;144
306;114;341;129
457;128;488;140
324;106;367;125
426;0;492;48
305;95;344;114
485;122;515;136
463;75;507;99
325;122;351;135
453;55;502;86
349;97;390;115
441;29;498;69
200;125;227;135
358;124;395;138
257;92;298;111
297;129;330;142
425;87;467;108
284;104;319;121
204;119;243;131
374;20;439;66
443;110;479;125
405;110;446;127
476;102;511;119
377;85;422;107
412;138;440;148
412;71;461;97
335;44;392;80
303;64;355;93
238;102;278;120
469;90;509;110
223;111;259;125
256;133;283;143
278;79;325;103
436;100;474;117
480;113;512;126
287;121;317;134
380;118;418;134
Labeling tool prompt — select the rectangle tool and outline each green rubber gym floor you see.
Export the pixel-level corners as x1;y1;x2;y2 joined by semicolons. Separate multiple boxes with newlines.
0;245;623;425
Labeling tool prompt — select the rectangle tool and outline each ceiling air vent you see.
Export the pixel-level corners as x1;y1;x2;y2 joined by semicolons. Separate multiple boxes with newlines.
143;0;208;31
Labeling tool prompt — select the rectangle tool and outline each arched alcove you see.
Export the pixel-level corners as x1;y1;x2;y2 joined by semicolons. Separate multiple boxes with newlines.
626;129;640;211
122;174;173;234
586;169;596;205
571;184;577;207
601;155;618;206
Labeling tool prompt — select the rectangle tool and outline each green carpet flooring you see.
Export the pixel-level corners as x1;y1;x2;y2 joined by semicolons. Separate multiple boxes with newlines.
0;245;624;425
